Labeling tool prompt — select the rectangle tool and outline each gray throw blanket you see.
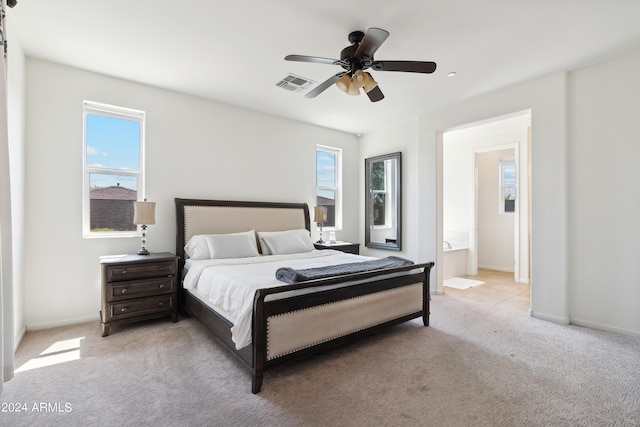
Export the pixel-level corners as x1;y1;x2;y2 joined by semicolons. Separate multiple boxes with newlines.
275;256;414;284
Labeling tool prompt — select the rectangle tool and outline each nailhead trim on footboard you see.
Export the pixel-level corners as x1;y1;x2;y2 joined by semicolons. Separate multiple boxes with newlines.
265;283;423;360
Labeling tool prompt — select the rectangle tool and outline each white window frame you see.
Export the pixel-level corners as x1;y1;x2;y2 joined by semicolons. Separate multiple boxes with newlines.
83;101;146;237
316;145;342;230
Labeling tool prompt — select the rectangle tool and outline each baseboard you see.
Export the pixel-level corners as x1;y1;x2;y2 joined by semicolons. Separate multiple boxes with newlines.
569;317;640;339
14;326;26;352
26;314;100;331
530;310;570;325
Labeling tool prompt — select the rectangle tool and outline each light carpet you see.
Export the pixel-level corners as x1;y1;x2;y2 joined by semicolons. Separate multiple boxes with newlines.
2;295;639;426
443;277;485;289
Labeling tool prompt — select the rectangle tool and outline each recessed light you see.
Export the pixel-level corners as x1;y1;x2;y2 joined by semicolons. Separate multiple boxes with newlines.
447;72;457;78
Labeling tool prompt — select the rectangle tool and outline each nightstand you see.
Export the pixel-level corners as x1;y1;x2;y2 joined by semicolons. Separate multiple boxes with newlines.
314;241;360;255
100;252;179;337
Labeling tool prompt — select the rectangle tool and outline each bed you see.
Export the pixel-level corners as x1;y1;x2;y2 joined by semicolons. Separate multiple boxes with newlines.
175;198;434;393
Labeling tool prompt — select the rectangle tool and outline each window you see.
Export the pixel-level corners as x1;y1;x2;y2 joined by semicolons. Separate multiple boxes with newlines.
316;146;342;229
501;159;516;213
83;101;145;236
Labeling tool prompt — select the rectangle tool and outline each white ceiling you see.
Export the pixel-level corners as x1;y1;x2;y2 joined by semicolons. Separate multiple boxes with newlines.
8;0;640;135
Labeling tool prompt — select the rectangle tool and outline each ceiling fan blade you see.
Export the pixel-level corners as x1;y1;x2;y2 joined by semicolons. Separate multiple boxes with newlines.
372;60;437;73
355;27;390;59
305;72;346;98
285;54;342;66
366;85;385;102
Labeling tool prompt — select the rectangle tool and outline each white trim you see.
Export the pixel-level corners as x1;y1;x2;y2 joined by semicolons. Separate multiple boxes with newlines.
530;310;570;325
26;314;100;331
569;318;640;339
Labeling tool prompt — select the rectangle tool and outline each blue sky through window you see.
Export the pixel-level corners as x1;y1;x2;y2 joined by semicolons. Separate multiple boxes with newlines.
502;163;516;200
86;114;140;190
503;163;516;185
316;150;335;200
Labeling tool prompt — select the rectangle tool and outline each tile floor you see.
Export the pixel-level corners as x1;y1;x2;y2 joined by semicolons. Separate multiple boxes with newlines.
443;268;530;312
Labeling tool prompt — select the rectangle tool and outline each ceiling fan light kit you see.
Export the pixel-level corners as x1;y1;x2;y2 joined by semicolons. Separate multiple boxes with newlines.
285;27;436;102
336;70;379;96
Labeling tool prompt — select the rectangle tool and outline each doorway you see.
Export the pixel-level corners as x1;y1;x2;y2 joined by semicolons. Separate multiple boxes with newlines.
475;147;517;275
441;112;531;291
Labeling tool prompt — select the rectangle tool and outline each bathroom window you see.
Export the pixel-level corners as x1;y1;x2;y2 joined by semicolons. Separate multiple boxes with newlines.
501;159;516;213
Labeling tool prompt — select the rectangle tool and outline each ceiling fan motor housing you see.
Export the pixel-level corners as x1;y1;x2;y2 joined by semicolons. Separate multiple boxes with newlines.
341;31;371;73
340;45;358;71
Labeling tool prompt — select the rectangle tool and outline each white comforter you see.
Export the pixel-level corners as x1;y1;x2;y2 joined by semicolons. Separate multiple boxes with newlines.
183;250;376;350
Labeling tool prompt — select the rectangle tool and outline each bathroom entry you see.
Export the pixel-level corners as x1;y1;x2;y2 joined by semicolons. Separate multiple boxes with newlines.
442;112;530;285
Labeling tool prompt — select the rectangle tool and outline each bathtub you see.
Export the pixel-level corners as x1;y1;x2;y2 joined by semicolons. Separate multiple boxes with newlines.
443;231;469;279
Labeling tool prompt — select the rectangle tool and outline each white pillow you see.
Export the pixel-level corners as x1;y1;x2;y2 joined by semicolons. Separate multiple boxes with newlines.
206;232;260;259
261;234;313;255
184;230;259;259
184;235;211;260
257;229;314;255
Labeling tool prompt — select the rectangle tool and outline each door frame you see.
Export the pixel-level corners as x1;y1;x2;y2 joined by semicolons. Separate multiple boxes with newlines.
472;143;520;281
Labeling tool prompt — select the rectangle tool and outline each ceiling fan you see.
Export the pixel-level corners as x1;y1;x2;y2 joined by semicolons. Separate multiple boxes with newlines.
285;27;437;102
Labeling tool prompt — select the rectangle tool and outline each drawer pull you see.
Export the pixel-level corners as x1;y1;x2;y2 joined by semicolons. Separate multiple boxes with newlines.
121;307;128;312
158;302;163;306
121;288;128;294
121;270;127;275
159;284;164;289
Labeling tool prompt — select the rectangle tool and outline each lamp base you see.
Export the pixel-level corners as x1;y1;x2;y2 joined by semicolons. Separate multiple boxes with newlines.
316;239;325;244
137;248;151;256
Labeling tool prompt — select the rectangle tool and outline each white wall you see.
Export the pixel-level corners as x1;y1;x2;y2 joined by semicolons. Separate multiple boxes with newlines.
567;52;640;336
23;58;359;329
6;20;26;347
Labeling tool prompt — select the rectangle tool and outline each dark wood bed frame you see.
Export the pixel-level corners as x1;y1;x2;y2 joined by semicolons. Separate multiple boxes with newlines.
175;198;434;393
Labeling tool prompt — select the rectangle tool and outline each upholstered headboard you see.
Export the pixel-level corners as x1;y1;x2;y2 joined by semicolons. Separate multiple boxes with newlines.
174;198;311;265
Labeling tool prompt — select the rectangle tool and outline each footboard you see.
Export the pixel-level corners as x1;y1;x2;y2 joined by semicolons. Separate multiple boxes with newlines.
250;262;434;393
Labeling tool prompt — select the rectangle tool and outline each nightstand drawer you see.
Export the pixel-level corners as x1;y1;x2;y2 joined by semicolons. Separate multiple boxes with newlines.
108;277;175;301
110;296;174;320
107;261;176;282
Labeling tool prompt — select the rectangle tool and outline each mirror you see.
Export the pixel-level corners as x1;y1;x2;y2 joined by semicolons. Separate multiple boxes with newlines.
365;152;401;250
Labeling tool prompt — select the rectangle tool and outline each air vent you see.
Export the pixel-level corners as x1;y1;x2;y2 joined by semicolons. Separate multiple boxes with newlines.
276;74;315;93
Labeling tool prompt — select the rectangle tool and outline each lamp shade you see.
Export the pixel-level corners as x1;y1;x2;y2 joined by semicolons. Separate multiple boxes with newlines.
335;74;351;92
346;81;360;96
314;206;327;222
133;201;156;225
